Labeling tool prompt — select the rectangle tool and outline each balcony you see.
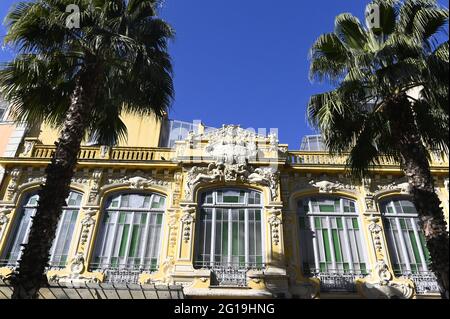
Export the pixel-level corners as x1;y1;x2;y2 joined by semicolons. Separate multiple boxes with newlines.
89;264;158;285
308;270;368;293
24;144;174;162
195;262;265;288
398;272;441;295
287;151;449;169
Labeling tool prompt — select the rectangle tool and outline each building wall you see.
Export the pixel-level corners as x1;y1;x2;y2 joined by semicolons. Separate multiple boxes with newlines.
0;125;448;299
35;112;163;148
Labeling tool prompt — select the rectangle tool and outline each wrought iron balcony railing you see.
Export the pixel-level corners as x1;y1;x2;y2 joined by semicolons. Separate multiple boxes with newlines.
0;259;67;271
89;264;158;285
397;271;441;295
308;270;368;293
194;262;265;287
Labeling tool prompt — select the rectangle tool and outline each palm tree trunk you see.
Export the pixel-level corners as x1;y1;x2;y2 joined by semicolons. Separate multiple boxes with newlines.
399;137;449;299
386;95;449;299
11;61;102;299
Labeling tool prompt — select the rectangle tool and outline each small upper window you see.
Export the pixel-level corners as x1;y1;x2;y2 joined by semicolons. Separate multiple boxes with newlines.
201;189;261;206
0;99;8;122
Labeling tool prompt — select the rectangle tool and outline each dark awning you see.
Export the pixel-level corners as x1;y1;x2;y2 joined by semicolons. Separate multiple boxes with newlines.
0;279;185;299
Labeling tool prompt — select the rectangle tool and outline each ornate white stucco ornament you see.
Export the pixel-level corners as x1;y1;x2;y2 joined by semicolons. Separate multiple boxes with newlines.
205;125;261;165
377;181;411;194
106;175;169;189
6;168;21;201
70;253;86;275
309;179;355;193
267;208;283;246
359;260;414;299
184;162;279;201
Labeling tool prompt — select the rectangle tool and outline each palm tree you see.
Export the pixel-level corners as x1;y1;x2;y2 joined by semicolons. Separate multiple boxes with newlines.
307;0;449;298
0;0;174;299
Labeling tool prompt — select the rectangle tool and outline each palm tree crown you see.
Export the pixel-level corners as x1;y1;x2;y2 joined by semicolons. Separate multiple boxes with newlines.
308;0;448;177
1;0;174;145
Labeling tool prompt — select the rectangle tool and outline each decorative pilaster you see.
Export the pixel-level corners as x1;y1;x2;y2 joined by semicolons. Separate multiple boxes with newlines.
267;207;282;247
78;208;99;256
356;192;415;299
87;170;103;205
178;202;197;261
0;206;13;241
5;168;21;201
47;207;103;284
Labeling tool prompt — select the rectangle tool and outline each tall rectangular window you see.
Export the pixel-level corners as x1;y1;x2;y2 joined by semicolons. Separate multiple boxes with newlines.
0;192;82;268
298;197;368;275
91;193;166;283
195;189;264;270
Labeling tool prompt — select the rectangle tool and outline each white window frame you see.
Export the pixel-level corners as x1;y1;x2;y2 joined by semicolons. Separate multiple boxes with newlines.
381;198;430;275
91;193;166;273
0;191;82;268
297;197;368;275
195;189;265;269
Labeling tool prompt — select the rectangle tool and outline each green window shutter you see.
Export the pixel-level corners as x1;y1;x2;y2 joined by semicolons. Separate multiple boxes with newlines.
322;229;332;262
222;223;228;257
232;222;238;256
409;231;421;265
156;214;163;225
315;217;321;229
128;225;140;257
399;219;407;230
118;225;130;257
419;232;431;263
336;218;343;229
352;218;359;230
332;229;342;263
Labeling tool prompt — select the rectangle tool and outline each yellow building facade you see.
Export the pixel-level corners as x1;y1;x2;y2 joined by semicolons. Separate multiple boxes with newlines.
0;110;448;299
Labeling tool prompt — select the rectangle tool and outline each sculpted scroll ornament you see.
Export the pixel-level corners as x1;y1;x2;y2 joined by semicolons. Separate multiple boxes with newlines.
6;169;21;201
185;163;279;201
88;170;103;204
106;175;169;189
267;208;282;246
180;205;196;243
367;215;383;255
377;181;411;195
79;208;98;252
359;260;414;299
309;179;356;193
48;253;101;284
204;125;261;165
0;207;13;237
358;215;414;299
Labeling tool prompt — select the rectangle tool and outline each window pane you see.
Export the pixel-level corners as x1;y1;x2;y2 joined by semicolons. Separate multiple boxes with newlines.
2;192;82;268
92;193;166;274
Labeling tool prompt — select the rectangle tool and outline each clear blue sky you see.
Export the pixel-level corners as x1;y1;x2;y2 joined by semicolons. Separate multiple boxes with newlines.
1;1;448;148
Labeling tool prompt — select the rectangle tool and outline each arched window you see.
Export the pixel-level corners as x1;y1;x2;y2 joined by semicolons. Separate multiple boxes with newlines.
195;189;264;269
298;197;368;277
380;198;431;275
91;193;166;282
1;191;82;268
